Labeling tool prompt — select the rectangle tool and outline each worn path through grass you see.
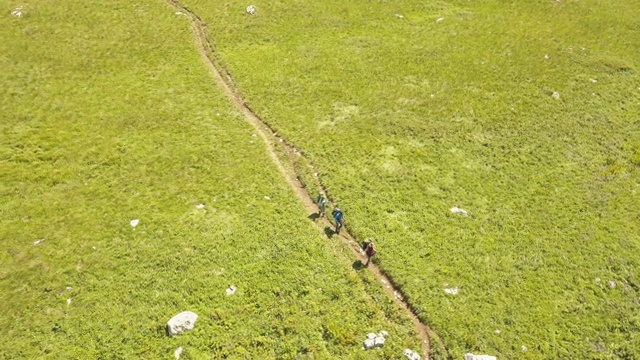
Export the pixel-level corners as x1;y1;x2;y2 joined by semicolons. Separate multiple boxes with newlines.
165;0;440;357
0;1;425;358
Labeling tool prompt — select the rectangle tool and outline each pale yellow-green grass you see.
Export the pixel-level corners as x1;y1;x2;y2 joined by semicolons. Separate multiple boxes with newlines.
185;0;640;358
0;1;421;358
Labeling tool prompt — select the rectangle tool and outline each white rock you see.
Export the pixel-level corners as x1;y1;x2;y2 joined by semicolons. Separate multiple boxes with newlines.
167;311;198;336
246;5;256;15
608;280;616;289
374;336;385;347
544;54;550;59
464;354;497;360
130;219;139;228
404;348;421;360
379;330;389;338
494;329;501;334
11;6;23;17
226;285;237;295
33;239;43;246
552;91;561;100
595;277;601;285
366;332;377;340
590;78;598;83
264;196;271;200
174;346;183;359
450;207;468;216
444;286;459;295
363;338;375;349
196;203;205;209
175;11;184;16
395;13;404;18
436;17;445;22
67;298;72;305
521;345;528;351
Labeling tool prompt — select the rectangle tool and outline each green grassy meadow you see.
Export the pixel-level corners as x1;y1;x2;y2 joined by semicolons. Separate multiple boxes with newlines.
0;1;422;358
184;0;640;358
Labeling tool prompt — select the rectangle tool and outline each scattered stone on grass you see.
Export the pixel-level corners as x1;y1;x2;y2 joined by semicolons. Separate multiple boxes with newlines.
552;91;561;100
130;219;139;229
544;54;550;59
494;329;501;334
196;203;205;209
608;280;616;289
450;207;468;216
175;11;184;16
590;78;598;83
595;277;601;285
464;354;497;360
246;5;256;15
395;13;404;18
522;345;528;352
444;286;459;295
11;6;23;17
167;311;198;337
66;298;72;306
404;348;421;360
174;346;183;359
363;338;375;350
264;196;271;200
436;17;445;22
226;285;237;295
363;331;388;350
33;239;43;246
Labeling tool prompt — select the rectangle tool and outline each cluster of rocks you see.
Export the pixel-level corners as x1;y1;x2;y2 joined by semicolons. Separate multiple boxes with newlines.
362;330;388;350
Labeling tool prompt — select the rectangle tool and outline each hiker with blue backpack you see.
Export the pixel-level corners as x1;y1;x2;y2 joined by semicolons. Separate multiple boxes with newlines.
331;206;344;234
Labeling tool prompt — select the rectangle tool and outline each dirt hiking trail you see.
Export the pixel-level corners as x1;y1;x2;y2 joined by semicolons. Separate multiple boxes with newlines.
165;1;448;358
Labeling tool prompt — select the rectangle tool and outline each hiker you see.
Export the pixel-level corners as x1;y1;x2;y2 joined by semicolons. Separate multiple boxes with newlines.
332;206;344;234
363;240;376;266
316;193;328;218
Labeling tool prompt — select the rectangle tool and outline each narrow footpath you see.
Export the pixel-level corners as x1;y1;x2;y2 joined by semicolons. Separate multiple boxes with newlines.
164;1;448;358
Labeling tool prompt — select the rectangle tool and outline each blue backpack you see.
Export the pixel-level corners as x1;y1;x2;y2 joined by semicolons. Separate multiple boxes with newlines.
332;208;344;222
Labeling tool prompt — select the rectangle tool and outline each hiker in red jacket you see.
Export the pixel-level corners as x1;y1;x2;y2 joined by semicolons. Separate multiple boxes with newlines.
363;240;376;266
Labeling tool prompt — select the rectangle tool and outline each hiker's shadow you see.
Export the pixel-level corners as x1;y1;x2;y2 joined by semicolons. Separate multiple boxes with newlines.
352;260;365;271
308;213;320;221
323;226;334;239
